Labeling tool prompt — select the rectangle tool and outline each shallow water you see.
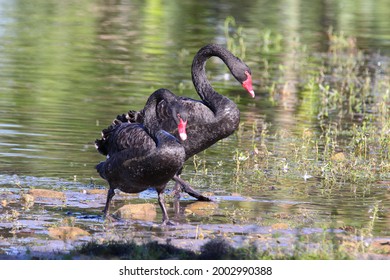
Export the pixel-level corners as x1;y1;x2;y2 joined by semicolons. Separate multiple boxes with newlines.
0;0;389;258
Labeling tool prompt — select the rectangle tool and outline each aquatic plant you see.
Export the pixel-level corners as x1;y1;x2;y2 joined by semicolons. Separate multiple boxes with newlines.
224;16;246;59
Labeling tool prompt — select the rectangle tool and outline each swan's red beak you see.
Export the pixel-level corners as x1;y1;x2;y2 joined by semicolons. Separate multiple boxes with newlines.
178;118;187;141
242;71;255;98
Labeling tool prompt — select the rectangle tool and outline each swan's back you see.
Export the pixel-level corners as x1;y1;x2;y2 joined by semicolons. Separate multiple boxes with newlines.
95;119;185;192
95;119;155;157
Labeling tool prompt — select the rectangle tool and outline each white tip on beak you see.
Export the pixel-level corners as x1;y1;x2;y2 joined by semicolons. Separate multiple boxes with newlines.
179;133;187;141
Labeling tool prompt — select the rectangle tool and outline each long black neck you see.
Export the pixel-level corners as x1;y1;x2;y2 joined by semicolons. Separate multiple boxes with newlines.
191;44;237;113
143;88;176;140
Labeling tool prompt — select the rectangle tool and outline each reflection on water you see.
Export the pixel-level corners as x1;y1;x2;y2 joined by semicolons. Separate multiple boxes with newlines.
0;0;389;257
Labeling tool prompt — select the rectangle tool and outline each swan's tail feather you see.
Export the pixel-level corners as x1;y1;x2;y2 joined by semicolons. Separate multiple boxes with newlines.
115;113;128;123
127;110;144;124
95;119;123;156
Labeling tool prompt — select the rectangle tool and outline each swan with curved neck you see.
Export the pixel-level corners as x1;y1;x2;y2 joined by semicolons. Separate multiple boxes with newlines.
95;88;187;224
192;44;254;105
180;44;254;158
120;44;255;200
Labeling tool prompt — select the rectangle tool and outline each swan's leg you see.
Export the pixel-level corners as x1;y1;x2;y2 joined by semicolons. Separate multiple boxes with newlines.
173;196;180;218
172;177;182;200
157;188;175;225
172;175;212;201
102;187;115;217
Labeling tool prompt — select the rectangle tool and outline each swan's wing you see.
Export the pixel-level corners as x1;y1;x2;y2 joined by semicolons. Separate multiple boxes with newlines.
127;97;186;132
123;89;178;125
178;97;215;127
138;99;176;124
95;120;155;157
126;110;144;123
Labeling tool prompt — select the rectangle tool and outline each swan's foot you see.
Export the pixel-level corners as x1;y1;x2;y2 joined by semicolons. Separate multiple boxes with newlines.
161;219;176;226
103;214;119;222
102;208;110;218
173;175;212;201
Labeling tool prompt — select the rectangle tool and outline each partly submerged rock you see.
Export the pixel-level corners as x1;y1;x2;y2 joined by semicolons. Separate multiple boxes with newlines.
82;189;107;195
231;192;255;201
21;193;35;208
29;189;66;200
1;199;7;207
21;193;34;203
185;201;218;216
48;226;90;240
271;223;289;230
113;203;157;221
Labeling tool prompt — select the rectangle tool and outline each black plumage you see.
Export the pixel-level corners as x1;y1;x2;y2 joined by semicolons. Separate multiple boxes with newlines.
95;88;187;224
120;44;255;198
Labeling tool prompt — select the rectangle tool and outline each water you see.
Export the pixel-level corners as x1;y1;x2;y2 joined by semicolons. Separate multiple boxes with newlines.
0;0;389;257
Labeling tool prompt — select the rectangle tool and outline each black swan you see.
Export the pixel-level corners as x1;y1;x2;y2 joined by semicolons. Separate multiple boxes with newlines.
95;88;188;224
120;44;255;199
